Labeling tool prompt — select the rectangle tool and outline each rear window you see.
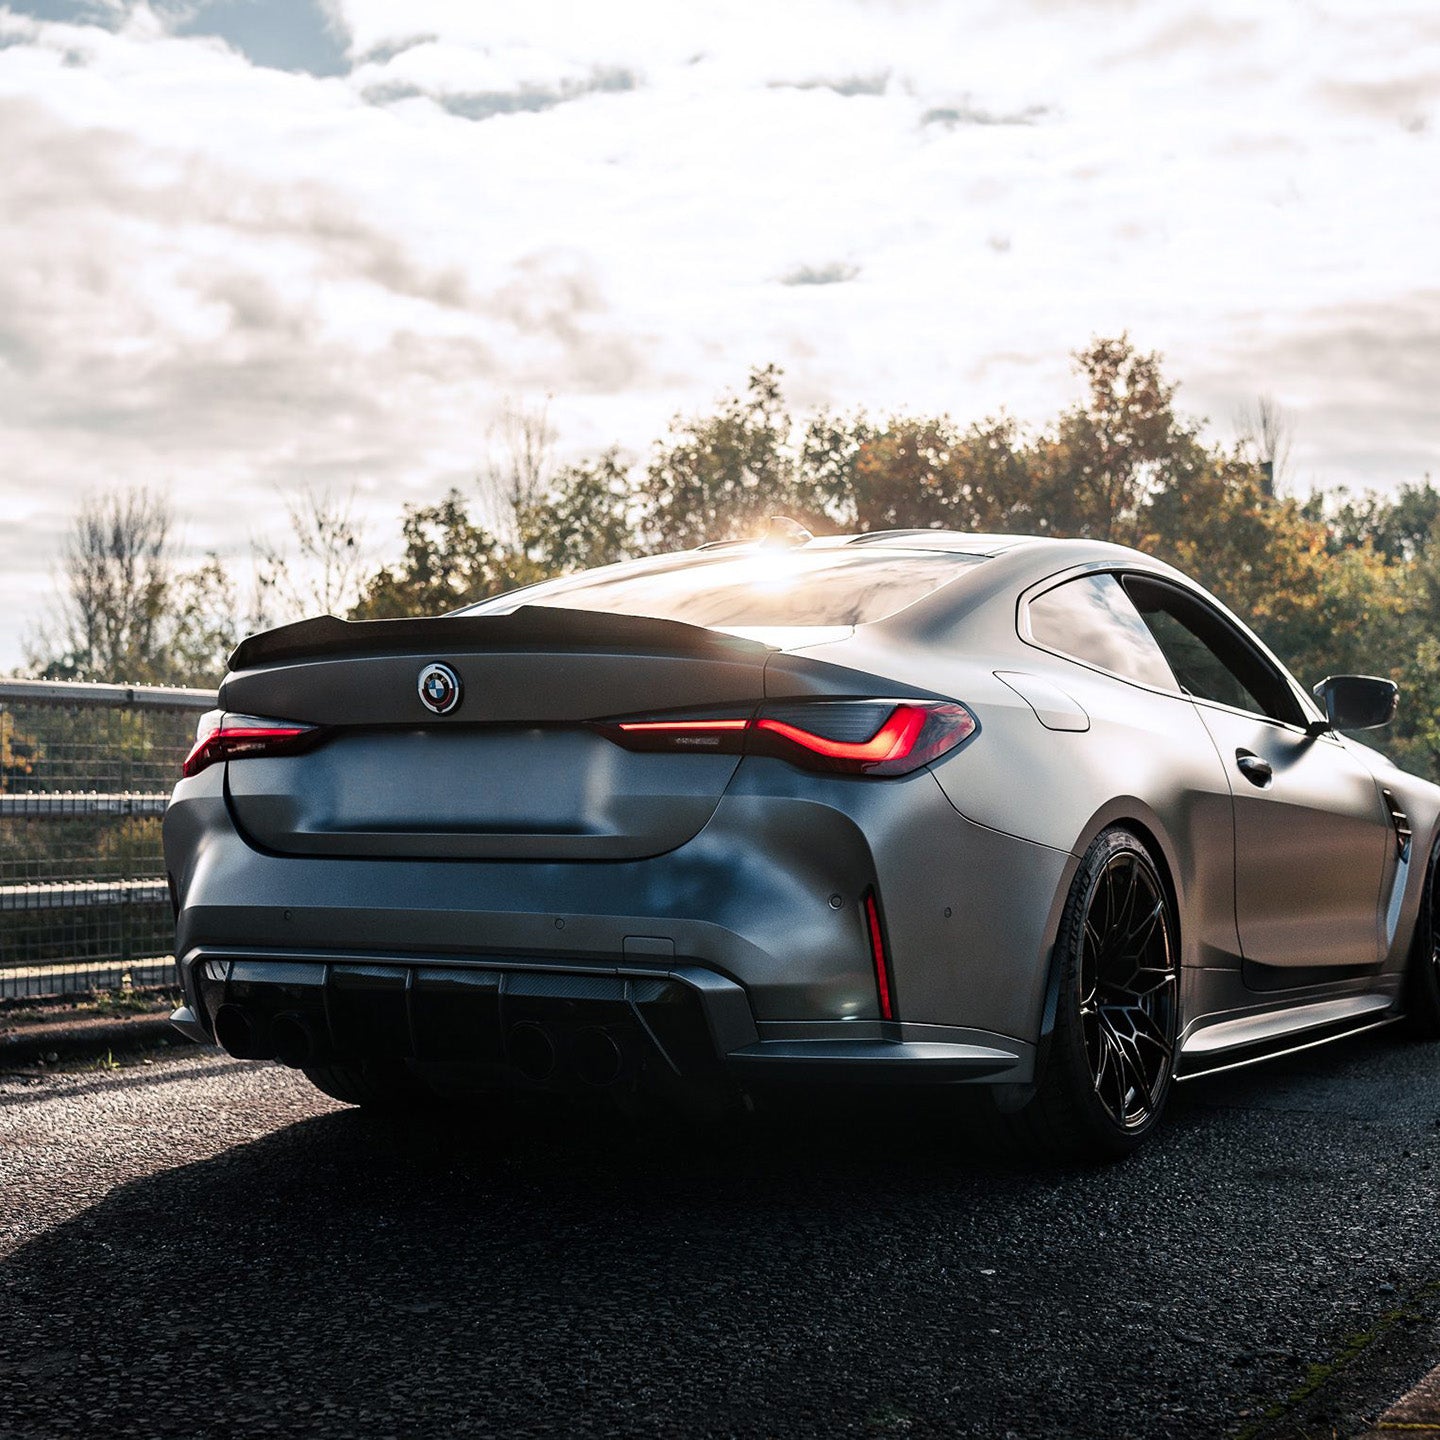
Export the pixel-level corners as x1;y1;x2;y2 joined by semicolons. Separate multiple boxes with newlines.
462;549;986;628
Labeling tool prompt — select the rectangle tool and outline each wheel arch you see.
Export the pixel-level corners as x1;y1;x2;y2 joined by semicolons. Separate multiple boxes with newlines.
1070;800;1185;957
1033;802;1185;1075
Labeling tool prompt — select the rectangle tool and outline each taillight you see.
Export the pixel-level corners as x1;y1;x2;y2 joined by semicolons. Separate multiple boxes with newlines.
181;714;319;778
606;699;976;776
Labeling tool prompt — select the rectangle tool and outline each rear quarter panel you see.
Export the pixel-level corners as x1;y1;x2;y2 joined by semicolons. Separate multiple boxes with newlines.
776;613;1241;977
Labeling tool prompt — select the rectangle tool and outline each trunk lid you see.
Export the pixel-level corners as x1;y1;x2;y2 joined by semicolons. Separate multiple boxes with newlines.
220;608;774;862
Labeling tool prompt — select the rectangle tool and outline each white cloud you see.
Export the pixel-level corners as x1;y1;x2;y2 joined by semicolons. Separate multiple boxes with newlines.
0;0;1437;670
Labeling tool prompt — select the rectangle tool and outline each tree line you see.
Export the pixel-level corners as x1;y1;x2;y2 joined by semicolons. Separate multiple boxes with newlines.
22;335;1440;781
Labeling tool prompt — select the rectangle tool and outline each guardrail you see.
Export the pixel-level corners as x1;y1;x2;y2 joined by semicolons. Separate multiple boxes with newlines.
0;678;215;999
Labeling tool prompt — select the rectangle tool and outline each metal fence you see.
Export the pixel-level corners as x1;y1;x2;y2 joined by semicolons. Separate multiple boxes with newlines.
0;679;215;999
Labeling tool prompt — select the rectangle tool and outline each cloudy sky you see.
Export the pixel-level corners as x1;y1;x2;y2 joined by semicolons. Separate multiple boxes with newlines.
1;0;1437;671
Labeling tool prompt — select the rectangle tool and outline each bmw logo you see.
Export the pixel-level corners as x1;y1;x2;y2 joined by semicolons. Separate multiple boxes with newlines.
417;662;462;716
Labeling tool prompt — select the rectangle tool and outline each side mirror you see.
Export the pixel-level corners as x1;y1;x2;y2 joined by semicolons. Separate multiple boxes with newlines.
1311;675;1398;732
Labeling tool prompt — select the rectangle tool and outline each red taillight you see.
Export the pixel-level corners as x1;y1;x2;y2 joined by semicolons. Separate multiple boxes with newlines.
604;700;975;776
864;889;895;1020
181;717;317;778
755;705;928;765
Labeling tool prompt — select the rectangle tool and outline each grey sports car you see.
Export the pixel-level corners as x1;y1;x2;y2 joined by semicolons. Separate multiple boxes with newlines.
163;526;1440;1158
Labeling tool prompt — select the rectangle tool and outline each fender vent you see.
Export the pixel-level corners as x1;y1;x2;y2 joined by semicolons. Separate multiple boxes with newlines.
1382;788;1412;860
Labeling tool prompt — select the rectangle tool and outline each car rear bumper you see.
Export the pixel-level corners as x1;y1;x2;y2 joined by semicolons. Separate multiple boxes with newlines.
173;949;1033;1088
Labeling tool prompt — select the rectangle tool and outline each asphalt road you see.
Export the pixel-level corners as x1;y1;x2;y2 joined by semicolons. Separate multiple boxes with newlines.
2;1036;1440;1440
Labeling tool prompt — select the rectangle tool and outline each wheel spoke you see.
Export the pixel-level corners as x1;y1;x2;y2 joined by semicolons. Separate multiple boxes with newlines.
1079;847;1177;1131
1116;857;1140;934
1119;898;1165;958
1127;963;1176;998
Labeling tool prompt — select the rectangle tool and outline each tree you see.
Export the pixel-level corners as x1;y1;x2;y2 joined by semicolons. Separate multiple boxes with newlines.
252;487;367;627
479;399;557;547
27;489;172;683
1316;479;1440;564
1032;336;1203;544
165;557;243;687
640;365;799;548
351;490;515;619
797;412;1037;534
1234;394;1294;496
521;450;638;575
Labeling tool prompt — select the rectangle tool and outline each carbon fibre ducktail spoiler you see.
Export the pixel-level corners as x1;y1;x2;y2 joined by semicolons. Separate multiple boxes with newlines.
226;606;778;673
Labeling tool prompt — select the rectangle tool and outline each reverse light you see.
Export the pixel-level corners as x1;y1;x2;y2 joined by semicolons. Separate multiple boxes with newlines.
181;714;318;778
607;699;976;776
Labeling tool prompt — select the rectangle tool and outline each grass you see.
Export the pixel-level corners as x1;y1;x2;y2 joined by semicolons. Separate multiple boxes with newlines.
0;987;178;1029
1233;1280;1440;1439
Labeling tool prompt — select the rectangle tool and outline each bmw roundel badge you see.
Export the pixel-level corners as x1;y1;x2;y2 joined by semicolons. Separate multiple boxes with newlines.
417;662;462;716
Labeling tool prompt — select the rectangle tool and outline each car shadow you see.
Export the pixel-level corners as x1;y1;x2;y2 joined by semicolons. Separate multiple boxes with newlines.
0;1033;1418;1440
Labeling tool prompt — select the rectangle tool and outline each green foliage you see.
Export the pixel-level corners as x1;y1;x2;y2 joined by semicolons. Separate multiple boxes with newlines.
1;711;42;785
25;490;240;687
1034;335;1208;545
351;490;513;619
24;337;1440;784
641;365;801;548
521;450;639;575
163;557;242;688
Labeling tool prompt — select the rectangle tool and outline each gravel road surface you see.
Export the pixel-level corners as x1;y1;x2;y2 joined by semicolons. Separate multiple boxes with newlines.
2;1035;1440;1440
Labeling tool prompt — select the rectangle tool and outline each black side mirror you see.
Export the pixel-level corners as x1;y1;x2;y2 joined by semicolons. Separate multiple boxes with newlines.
1311;675;1398;732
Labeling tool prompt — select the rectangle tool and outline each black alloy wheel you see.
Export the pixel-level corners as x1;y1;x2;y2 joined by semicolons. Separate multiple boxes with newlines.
1003;828;1180;1161
1079;847;1178;1131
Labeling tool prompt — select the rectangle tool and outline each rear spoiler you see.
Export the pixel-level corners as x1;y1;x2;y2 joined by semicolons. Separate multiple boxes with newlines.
227;606;777;672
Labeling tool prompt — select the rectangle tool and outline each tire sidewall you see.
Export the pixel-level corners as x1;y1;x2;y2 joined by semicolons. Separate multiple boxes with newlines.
1050;827;1178;1157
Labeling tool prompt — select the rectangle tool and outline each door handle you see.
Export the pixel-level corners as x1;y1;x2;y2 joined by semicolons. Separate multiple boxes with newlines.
1235;750;1273;788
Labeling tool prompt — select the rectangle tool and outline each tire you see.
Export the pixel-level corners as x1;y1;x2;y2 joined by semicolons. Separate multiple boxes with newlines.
1004;827;1180;1162
1402;837;1440;1040
302;1060;433;1109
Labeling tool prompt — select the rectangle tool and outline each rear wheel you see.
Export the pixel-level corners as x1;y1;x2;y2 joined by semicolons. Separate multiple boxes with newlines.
302;1061;434;1109
1402;838;1440;1039
1006;828;1179;1162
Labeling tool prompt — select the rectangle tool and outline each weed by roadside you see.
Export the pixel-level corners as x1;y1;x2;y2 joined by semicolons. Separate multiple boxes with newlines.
0;988;178;1029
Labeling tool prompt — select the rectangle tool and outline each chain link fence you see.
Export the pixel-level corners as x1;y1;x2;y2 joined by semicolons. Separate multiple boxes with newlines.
0;679;215;999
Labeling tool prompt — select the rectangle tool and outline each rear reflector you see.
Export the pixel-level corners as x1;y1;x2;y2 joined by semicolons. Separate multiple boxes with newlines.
864;889;895;1021
608;700;975;776
182;715;318;778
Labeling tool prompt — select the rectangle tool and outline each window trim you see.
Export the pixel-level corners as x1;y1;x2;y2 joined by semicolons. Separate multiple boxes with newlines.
1017;561;1326;736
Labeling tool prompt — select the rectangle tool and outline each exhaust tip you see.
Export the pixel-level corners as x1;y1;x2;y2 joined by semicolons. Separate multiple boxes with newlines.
507;1022;556;1082
269;1012;316;1069
571;1027;624;1087
213;1004;258;1059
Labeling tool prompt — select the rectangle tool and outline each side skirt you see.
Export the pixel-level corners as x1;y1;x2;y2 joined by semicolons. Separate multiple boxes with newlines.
1175;993;1400;1081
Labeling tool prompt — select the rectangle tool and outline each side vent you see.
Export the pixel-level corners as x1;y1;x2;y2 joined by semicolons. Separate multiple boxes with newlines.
1382;788;1412;860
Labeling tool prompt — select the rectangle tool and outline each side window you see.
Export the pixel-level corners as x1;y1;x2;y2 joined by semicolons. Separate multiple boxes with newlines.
1027;574;1178;689
1122;576;1303;726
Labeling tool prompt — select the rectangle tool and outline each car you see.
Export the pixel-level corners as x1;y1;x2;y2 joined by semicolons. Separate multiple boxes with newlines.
162;524;1440;1159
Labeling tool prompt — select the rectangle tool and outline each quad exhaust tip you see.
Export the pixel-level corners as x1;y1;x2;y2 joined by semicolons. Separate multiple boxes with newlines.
507;1022;557;1083
269;1012;318;1069
506;1022;626;1086
571;1027;625;1087
211;1005;319;1067
212;1004;259;1060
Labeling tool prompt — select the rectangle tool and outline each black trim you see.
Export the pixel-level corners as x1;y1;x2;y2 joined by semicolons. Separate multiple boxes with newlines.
228;606;774;673
1383;788;1413;860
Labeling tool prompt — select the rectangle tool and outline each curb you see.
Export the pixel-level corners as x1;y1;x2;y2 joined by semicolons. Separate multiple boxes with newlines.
0;1013;192;1068
1361;1362;1440;1436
